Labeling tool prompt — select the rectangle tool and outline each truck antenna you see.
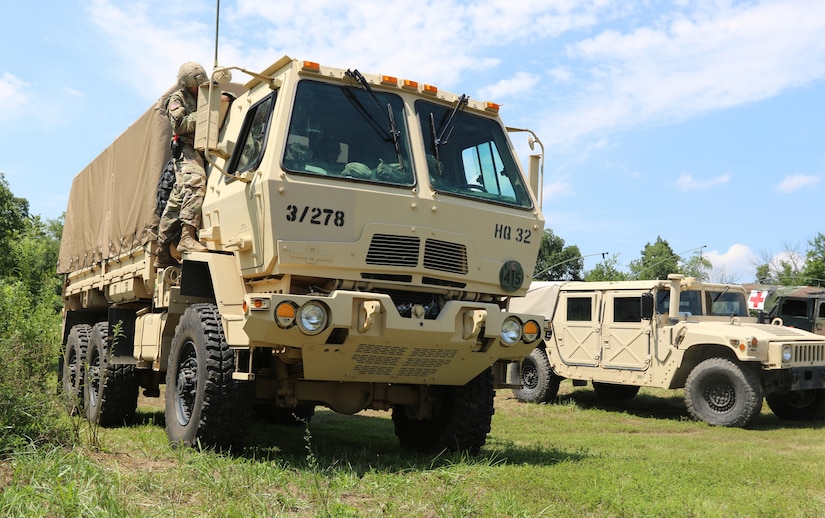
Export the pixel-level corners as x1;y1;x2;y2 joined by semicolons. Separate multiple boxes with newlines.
213;0;221;69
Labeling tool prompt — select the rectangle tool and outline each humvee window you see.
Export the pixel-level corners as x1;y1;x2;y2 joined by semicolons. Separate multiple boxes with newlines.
657;290;702;316
567;297;592;321
614;296;642;322
707;290;748;317
283;80;414;187
415;100;533;209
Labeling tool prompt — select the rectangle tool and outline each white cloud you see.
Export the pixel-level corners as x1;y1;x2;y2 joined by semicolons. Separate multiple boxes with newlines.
776;174;820;193
543;0;825;146
0;73;29;122
478;72;539;100
676;173;730;191
705;244;758;283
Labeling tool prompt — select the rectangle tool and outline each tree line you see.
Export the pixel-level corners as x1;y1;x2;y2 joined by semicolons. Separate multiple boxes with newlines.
533;229;825;286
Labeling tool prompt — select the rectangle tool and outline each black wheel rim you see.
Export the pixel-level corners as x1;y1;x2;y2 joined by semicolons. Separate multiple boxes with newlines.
174;340;198;427
703;378;735;413
88;348;101;408
522;363;538;390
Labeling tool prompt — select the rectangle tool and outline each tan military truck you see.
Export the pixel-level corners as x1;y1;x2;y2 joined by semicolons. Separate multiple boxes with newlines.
58;56;545;452
509;276;825;427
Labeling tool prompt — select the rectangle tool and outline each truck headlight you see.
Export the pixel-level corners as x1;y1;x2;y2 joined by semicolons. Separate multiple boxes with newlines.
782;344;793;363
297;301;329;335
501;317;522;346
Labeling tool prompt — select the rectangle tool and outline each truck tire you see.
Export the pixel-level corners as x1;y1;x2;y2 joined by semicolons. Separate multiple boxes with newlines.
511;348;561;403
766;390;825;421
165;303;251;450
392;367;494;454
684;358;763;427
84;322;138;427
592;382;640;402
62;324;91;414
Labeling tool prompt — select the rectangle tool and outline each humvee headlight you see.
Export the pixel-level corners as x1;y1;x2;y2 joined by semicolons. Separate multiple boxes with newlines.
501;317;522;346
782;344;793;363
297;301;329;335
522;320;541;343
274;301;298;329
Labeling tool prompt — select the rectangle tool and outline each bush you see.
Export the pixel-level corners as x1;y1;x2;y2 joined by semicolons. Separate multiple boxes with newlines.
0;279;68;457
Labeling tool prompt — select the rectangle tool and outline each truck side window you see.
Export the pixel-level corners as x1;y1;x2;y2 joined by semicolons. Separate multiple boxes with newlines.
614;296;642;322
567;297;592;322
227;94;275;180
782;299;808;318
819;304;825;319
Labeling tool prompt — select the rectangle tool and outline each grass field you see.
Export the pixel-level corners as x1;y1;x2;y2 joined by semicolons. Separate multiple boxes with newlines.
3;382;825;516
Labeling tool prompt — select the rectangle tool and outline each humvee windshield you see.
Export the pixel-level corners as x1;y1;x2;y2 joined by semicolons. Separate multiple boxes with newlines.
656;288;748;317
283;80;414;186
415;100;533;209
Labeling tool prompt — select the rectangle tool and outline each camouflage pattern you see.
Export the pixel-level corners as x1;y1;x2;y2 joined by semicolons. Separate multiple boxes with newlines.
158;86;205;243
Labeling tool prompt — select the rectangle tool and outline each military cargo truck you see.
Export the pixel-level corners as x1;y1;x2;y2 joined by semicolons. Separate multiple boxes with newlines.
58;56;545;452
509;276;825;427
746;285;825;336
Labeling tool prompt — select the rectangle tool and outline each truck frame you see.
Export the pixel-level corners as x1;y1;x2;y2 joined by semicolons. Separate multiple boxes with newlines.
509;275;825;427
58;57;545;452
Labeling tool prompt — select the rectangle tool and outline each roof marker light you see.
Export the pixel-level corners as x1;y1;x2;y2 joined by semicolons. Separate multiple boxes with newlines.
381;75;398;86
302;61;321;72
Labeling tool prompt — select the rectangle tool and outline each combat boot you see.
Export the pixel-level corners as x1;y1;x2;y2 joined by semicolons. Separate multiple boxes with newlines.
178;224;208;253
154;242;177;268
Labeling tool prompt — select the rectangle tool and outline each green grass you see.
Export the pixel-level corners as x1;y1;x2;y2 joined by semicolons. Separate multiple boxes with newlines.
3;383;825;517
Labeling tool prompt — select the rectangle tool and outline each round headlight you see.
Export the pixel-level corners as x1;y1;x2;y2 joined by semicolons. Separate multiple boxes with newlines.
297;301;329;335
522;320;541;343
501;317;522;346
782;344;793;363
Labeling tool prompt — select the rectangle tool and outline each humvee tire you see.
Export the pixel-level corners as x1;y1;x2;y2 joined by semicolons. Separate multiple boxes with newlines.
766;389;825;420
84;322;138;427
392;367;494;453
511;348;560;403
684;357;763;427
165;303;250;450
62;324;91;414
592;382;640;402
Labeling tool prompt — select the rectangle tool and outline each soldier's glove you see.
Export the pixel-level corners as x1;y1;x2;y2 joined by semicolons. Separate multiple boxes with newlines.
171;134;182;159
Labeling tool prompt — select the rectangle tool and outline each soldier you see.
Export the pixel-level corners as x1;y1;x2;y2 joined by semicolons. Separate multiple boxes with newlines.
155;61;209;268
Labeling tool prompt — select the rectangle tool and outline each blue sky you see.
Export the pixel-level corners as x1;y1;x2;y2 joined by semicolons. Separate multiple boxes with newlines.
1;0;823;282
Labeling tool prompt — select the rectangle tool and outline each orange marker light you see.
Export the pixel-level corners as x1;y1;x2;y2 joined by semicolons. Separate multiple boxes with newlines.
402;79;418;90
485;102;500;113
302;61;321;72
381;75;398;86
423;84;438;95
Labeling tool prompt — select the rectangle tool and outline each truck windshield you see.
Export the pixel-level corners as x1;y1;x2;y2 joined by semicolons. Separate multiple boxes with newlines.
283;80;414;186
415;100;533;209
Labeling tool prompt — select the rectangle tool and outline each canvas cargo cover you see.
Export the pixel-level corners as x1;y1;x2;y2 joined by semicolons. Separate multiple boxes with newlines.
508;281;565;320
57;96;173;274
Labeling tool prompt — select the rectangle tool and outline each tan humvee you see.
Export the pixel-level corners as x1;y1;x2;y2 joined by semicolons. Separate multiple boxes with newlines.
58;57;545;452
509;275;825;427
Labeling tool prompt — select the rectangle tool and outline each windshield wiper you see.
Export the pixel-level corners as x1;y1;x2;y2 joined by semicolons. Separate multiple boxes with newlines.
345;69;404;171
429;94;468;177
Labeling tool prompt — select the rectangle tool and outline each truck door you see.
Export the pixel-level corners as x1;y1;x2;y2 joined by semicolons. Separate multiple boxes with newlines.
777;298;813;332
554;292;600;366
600;292;650;370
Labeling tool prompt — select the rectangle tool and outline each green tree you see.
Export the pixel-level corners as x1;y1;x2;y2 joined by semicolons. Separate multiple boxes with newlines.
803;233;825;287
533;229;582;281
585;254;628;281
628;236;679;280
0;173;29;274
754;243;807;285
680;253;713;281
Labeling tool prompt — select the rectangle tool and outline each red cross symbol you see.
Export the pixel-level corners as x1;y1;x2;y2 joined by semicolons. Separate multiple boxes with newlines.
749;290;766;309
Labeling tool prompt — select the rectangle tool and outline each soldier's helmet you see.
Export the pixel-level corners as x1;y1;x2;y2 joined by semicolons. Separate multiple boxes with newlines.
177;62;208;89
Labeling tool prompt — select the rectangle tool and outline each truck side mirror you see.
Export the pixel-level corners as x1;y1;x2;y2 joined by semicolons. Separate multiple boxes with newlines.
641;293;654;320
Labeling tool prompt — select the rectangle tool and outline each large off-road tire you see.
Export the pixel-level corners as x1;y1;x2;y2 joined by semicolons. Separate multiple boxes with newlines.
84;322;138;427
766;389;825;421
392;367;495;454
62;324;91;413
592;382;641;402
165;303;251;450
684;358;763;427
511;348;561;403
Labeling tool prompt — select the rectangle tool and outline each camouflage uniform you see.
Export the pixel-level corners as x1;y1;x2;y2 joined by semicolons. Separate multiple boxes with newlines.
157;87;205;243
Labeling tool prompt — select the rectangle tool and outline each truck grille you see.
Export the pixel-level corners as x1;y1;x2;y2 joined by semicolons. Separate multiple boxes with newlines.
424;239;468;274
365;234;468;275
366;234;419;267
793;343;825;364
